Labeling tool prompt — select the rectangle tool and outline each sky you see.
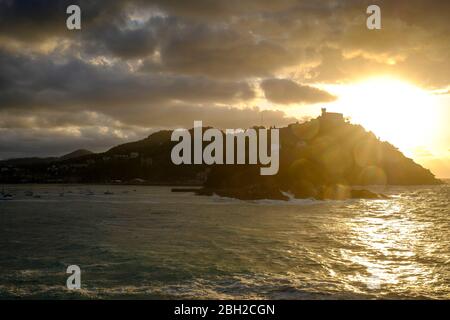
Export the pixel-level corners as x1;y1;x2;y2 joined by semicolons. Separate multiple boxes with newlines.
0;0;449;177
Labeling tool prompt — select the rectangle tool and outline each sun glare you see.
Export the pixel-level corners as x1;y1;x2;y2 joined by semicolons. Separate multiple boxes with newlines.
326;77;438;157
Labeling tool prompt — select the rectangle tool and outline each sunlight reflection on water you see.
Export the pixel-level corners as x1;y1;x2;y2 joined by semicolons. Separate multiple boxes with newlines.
338;197;446;297
0;184;449;299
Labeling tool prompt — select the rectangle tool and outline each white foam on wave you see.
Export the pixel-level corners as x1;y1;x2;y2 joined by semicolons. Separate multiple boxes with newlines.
208;191;321;206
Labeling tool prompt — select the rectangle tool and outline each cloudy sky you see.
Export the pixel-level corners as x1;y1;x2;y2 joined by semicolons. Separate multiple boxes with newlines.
0;0;449;177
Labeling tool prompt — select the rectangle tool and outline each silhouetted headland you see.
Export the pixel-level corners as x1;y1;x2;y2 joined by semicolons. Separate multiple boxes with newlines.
0;111;442;200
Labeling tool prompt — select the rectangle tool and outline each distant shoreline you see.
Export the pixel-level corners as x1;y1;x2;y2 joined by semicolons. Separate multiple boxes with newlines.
0;182;203;187
2;178;445;186
0;181;446;186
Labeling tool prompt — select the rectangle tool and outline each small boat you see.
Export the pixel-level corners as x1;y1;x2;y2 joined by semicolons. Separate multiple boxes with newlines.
104;191;114;195
1;193;13;200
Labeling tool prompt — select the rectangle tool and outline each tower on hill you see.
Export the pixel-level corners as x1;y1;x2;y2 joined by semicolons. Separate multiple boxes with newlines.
321;108;344;122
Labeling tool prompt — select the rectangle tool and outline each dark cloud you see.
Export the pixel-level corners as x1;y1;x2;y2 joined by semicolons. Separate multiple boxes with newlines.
147;0;298;19
2;1;448;83
0;0;71;42
0;0;120;42
261;78;336;105
0;49;255;113
159;31;298;78
134;18;302;78
87;24;157;59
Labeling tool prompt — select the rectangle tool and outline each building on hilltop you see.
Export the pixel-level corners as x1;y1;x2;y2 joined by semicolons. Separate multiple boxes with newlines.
320;108;344;122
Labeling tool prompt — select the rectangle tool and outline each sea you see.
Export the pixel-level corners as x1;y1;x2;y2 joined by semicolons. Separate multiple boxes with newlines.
0;183;449;299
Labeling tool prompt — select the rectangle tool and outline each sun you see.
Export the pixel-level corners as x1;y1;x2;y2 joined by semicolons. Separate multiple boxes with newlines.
325;77;438;157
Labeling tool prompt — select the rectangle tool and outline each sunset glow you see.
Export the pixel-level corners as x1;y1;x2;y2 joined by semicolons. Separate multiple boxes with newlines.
326;78;439;156
0;0;449;303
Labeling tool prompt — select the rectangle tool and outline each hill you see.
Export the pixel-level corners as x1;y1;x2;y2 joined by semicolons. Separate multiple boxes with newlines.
59;149;93;161
201;114;441;200
0;149;94;167
0;114;441;199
